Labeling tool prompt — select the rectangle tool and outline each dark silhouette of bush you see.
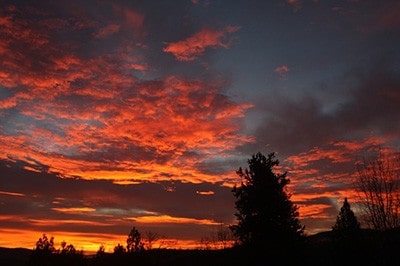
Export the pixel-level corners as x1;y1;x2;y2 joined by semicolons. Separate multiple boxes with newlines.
230;152;305;251
113;243;126;255
29;234;84;266
96;244;105;257
60;240;78;255
29;234;55;266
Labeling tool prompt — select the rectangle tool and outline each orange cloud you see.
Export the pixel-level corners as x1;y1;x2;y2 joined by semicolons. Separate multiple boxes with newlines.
131;214;220;225
51;207;96;214
196;190;215;195
298;204;332;219
286;136;389;173
0;52;253;184
163;26;240;61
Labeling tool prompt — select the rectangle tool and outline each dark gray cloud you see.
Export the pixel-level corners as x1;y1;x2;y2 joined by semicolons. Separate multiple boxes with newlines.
245;60;400;158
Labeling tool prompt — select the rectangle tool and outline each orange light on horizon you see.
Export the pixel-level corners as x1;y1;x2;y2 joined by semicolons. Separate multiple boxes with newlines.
0;228;218;253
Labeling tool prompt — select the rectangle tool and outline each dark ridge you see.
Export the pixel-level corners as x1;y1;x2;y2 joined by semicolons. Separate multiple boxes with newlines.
0;247;32;266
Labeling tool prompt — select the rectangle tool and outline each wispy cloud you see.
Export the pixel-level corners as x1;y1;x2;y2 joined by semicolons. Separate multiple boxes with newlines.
132;214;220;225
286;0;302;12
163;26;240;61
0;191;25;197
93;24;120;38
274;65;289;79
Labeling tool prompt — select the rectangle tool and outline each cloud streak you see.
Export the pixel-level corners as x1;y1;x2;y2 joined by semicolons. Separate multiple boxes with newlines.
163;26;240;61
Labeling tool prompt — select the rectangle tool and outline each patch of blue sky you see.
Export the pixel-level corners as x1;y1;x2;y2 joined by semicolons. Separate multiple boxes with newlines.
0;86;13;100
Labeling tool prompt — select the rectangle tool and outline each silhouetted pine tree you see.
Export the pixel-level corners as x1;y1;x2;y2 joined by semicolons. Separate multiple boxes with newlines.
330;198;363;265
332;197;360;233
230;152;304;249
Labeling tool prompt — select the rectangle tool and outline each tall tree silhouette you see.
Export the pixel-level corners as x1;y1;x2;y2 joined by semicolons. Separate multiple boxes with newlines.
126;226;144;253
230;152;304;248
332;197;360;233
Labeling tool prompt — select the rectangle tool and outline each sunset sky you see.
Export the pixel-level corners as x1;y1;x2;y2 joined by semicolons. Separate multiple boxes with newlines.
1;0;400;253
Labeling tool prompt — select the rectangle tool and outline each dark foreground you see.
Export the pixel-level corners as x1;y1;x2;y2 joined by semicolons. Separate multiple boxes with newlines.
2;230;400;266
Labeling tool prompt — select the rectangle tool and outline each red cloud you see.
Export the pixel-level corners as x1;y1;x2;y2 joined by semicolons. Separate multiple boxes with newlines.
123;9;144;30
93;24;120;39
287;0;302;12
112;5;145;38
0;6;251;185
163;26;240;61
274;65;289;78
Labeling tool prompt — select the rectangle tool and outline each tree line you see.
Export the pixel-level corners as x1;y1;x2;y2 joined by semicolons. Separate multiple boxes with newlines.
28;149;400;265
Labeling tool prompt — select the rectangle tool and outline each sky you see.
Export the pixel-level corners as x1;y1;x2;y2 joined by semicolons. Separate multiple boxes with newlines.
1;0;400;253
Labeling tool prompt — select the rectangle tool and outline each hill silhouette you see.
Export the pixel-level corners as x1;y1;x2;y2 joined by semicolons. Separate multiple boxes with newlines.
0;247;31;266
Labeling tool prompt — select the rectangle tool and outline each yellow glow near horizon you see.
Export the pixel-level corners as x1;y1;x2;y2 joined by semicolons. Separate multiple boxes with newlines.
0;228;212;253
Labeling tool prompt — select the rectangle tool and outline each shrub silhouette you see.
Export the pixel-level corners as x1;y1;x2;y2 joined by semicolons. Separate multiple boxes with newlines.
29;234;84;266
113;243;126;255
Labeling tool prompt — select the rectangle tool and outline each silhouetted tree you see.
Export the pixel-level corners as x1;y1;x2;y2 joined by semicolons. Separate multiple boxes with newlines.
126;226;144;253
60;241;77;255
96;244;106;257
30;235;84;266
200;223;235;249
330;198;364;265
215;223;235;249
230;152;304;249
113;243;126;255
30;234;56;266
355;149;400;230
34;234;55;254
143;231;161;250
332;197;361;233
